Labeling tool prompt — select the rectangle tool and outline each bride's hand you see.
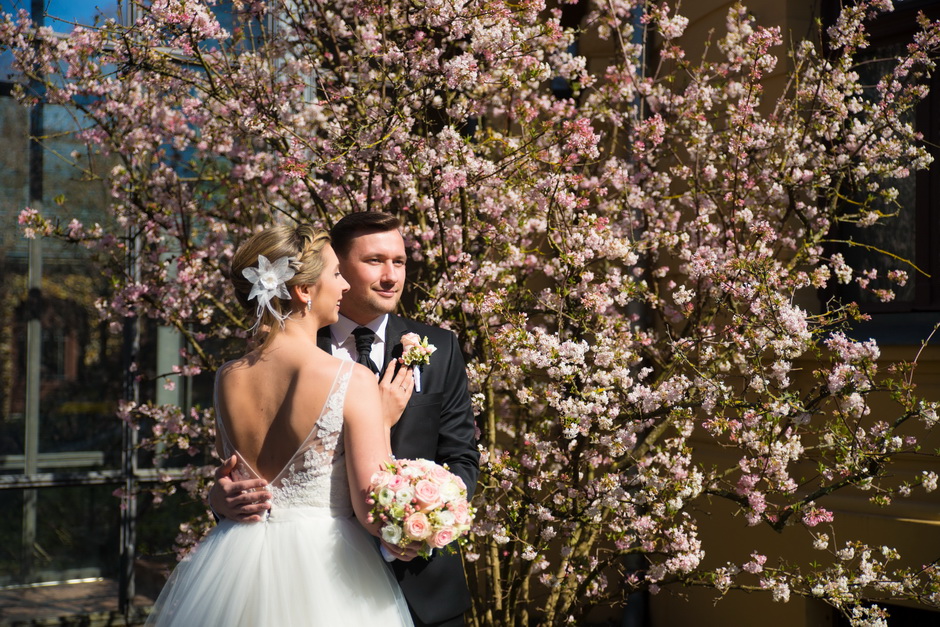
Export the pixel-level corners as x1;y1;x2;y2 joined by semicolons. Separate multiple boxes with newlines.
378;359;414;428
208;455;272;523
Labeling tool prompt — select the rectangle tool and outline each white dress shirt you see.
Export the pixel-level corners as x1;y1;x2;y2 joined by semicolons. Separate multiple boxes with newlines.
329;313;388;372
329;313;423;391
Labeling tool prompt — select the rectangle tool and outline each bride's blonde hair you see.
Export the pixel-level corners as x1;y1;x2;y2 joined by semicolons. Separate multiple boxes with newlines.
230;224;331;343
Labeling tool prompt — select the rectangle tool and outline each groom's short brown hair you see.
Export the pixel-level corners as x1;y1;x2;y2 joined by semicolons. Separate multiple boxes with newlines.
330;212;402;258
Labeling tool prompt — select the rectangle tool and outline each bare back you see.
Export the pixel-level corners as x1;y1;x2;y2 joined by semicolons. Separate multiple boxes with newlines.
214;328;391;528
215;337;343;483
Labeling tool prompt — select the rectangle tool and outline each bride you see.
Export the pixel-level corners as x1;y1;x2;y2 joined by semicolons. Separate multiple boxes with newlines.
146;225;415;626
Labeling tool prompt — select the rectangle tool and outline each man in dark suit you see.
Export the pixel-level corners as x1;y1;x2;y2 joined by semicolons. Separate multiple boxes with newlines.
210;212;479;627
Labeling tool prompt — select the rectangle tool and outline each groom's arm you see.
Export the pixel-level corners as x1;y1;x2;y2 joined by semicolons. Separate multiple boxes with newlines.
433;330;480;499
207;456;272;523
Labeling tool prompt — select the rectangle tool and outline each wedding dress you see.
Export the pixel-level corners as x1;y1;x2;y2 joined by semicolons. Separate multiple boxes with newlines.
146;360;413;626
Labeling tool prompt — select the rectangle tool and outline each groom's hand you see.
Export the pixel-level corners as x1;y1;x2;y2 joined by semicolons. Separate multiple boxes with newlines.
208;455;272;523
380;538;421;562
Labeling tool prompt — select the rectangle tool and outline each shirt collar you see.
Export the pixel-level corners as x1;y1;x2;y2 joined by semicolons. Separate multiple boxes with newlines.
331;313;389;345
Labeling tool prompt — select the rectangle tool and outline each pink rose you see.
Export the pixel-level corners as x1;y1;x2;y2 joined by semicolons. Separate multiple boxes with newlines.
403;512;432;540
400;334;436;366
428;528;455;549
452;501;471;526
427;464;452;485
414;459;435;473
414;479;442;511
401;332;422;350
370;470;393;488
386;474;406;491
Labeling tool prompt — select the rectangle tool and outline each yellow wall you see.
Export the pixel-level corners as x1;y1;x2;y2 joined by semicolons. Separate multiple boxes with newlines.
637;1;940;623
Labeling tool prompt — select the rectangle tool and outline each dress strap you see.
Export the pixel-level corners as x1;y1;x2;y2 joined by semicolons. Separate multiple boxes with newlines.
266;360;353;487
289;361;352;450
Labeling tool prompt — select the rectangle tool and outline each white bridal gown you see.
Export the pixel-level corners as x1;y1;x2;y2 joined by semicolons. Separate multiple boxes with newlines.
146;361;413;626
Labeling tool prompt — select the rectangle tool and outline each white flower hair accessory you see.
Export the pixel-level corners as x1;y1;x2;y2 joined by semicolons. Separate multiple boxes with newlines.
242;254;297;331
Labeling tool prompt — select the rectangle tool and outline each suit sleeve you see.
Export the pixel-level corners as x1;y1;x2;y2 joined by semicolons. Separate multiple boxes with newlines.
435;330;480;499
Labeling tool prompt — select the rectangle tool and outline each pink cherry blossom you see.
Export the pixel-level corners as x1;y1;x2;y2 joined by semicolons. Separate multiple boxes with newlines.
3;0;939;623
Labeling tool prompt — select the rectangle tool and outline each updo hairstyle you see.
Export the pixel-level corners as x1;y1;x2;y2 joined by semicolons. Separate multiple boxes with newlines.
230;224;331;337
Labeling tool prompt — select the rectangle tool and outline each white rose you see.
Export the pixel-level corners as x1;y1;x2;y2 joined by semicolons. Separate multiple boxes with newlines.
433;510;456;527
401;465;423;479
377;486;395;507
439;481;461;502
381;524;403;545
395;486;415;504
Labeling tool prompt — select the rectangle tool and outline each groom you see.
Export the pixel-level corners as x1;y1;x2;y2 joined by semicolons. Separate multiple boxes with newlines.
210;212;480;627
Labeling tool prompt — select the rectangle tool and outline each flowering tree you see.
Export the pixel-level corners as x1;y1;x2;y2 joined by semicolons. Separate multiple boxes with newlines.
3;0;940;624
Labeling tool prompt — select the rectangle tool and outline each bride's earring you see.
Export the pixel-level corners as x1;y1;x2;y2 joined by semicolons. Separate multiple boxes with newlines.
306;299;312;313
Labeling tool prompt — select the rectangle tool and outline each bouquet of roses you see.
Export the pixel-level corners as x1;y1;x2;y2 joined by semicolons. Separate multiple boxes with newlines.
367;458;474;559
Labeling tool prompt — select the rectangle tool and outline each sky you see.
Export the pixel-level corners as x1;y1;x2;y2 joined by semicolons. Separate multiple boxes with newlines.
1;0;121;31
1;1;121;81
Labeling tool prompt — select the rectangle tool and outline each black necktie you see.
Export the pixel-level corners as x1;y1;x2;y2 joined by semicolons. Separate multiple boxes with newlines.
352;327;380;375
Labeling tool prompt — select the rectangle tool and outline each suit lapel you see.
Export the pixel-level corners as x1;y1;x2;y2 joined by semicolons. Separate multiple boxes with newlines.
384;314;409;369
316;326;332;354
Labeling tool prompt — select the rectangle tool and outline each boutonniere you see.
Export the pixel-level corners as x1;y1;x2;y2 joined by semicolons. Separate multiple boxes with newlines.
401;333;437;366
401;333;436;393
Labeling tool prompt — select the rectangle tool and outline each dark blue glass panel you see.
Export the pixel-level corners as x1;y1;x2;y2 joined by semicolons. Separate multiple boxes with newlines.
1;0;120;30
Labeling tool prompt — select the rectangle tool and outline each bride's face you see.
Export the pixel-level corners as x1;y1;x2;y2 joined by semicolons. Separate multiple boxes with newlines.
311;245;349;325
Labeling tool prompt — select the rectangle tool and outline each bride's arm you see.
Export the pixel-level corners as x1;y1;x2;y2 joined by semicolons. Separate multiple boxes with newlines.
344;364;394;536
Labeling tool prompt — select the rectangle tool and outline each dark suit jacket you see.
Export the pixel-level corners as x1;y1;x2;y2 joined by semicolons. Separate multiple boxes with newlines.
318;314;479;624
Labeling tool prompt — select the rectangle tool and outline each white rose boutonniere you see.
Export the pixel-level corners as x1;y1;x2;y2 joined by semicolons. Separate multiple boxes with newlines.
401;333;436;393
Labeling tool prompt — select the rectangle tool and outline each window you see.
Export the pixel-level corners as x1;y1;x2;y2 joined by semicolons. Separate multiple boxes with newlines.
0;2;192;618
823;0;940;341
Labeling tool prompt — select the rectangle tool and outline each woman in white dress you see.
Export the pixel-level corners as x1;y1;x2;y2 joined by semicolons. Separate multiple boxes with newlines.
146;225;415;626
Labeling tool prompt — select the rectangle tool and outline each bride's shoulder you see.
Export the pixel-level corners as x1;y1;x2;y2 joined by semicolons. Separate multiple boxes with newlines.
216;355;252;377
289;352;352;390
214;352;266;392
342;363;380;398
342;366;381;426
347;360;378;383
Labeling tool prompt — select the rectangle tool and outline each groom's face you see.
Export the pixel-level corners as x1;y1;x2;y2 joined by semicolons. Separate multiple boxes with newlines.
337;229;407;325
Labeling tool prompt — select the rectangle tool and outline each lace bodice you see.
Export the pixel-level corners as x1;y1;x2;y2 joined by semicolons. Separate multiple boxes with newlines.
215;361;354;517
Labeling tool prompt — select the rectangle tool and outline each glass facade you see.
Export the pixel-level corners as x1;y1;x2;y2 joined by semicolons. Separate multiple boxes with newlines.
0;2;205;622
1;98;124;471
0;1;121;29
